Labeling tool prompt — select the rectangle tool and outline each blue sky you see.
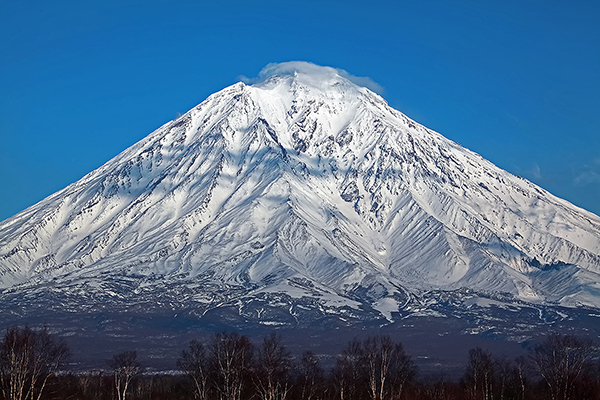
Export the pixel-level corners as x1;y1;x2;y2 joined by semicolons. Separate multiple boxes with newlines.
1;0;599;220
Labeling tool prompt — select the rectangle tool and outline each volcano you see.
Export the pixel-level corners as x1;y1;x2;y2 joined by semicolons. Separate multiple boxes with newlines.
1;63;600;339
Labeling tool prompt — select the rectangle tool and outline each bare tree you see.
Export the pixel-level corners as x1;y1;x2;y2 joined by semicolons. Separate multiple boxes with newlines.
363;336;384;400
528;334;595;400
363;336;415;400
493;355;511;400
0;325;69;400
333;336;415;400
108;350;143;400
463;347;494;400
511;356;528;400
178;339;209;400
209;332;253;400
297;351;324;400
254;333;292;400
386;340;416;400
333;339;364;400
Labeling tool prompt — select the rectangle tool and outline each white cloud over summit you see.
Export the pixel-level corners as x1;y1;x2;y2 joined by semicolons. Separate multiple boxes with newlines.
241;61;384;94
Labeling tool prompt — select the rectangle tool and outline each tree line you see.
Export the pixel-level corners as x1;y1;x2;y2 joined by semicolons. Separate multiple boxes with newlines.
0;326;598;400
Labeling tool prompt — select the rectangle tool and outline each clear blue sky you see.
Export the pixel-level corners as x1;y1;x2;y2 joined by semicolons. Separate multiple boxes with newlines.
1;0;599;221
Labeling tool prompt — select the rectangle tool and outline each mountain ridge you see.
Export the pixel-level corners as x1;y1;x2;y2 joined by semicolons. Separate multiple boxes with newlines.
1;63;600;328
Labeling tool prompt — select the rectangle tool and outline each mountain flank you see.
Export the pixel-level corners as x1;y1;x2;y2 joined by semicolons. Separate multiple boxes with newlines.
1;63;599;342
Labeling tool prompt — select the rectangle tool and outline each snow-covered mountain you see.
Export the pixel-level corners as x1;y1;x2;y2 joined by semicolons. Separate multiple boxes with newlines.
2;62;600;327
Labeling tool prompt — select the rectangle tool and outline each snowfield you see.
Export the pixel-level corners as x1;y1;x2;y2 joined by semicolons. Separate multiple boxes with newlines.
1;62;600;327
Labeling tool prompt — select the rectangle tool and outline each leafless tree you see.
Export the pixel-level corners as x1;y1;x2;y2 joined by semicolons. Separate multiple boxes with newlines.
463;347;494;400
386;339;416;400
363;335;415;400
297;350;324;400
512;356;528;400
108;350;143;400
333;339;364;400
493;355;511;400
333;336;415;400
527;334;595;400
209;332;253;400
363;336;386;400
178;339;209;400
0;325;69;400
254;333;292;400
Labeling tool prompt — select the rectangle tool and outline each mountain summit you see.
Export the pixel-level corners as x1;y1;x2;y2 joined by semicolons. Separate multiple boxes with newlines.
2;62;600;326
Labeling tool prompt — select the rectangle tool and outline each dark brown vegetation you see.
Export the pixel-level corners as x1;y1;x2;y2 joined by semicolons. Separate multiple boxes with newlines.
0;326;599;400
0;326;69;400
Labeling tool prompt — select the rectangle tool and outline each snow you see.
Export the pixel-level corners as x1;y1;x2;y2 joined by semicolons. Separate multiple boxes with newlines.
372;298;400;322
1;64;600;322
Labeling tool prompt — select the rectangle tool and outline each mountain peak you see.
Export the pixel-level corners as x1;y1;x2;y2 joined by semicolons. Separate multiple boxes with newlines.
1;64;600;326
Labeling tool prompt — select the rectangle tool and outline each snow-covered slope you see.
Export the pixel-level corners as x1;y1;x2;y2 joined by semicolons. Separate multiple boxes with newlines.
1;63;600;324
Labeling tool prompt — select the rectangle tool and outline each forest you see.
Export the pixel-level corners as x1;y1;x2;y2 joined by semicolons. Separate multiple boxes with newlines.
0;325;598;400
